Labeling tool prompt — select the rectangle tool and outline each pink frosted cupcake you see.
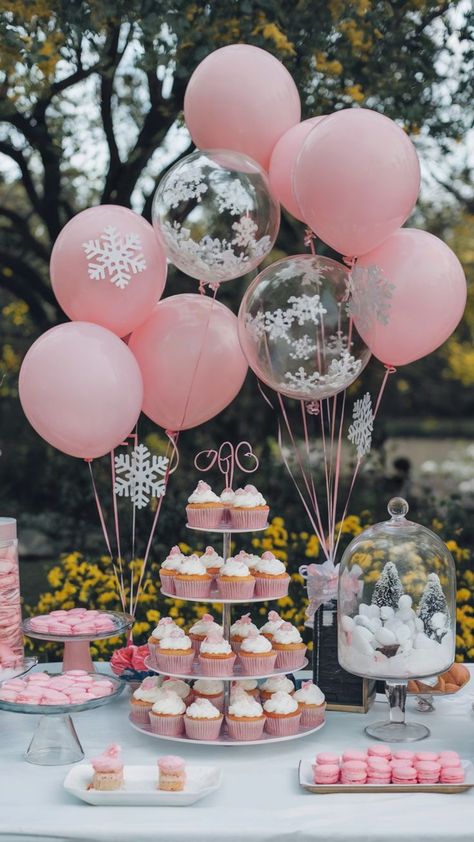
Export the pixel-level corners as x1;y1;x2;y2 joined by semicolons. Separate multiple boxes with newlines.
230;485;269;529
149;691;186;736
192;678;225;712
226;693;266;741
238;630;277;676
253;552;290;599
147;618;183;665
188;613;222;654
198;632;236;676
160;678;193;706
260;610;285;642
220;487;235;524
271;622;307;670
199;547;224;580
217;557;255;600
129;676;165;725
230;613;259;652
186;481;224;528
174;556;212;599
231;679;260;699
159;546;184;595
234;549;261;574
184;698;223;741
293;681;326;728
263;691;301;736
156;631;195;675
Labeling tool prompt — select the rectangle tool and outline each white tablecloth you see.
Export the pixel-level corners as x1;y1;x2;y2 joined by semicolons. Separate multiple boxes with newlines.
0;664;473;842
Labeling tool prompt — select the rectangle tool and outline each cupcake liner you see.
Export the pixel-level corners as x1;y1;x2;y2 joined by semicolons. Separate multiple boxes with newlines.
299;704;326;728
230;638;242;653
198;653;236;676
156;651;195;675
189;634;204;655
226;716;266;741
186;506;225;528
129;701;153;726
174;577;212;599
238;652;277;676
184;714;223;741
264;712;301;736
217;579;255;600
148;712;184;736
254;576;290;599
159;571;175;595
194;692;225;713
274;647;307;671
230;508;269;530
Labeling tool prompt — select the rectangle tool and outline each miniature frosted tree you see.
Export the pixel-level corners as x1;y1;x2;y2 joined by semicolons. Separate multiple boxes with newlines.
371;561;404;609
417;573;448;639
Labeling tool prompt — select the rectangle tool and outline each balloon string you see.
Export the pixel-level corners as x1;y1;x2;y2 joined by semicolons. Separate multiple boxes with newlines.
110;450;126;612
179;284;219;431
86;459;126;613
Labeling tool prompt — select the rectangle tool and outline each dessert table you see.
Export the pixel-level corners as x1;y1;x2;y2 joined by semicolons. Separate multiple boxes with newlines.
0;664;473;842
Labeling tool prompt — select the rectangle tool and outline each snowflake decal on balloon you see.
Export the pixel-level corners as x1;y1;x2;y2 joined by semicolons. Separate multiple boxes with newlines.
82;226;147;290
114;443;169;510
282;352;362;392
348;265;395;331
347;392;374;459
215;179;252;215
161;166;208;209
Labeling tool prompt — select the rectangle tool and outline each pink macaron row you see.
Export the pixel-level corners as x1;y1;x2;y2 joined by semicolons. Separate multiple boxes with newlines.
0;670;116;706
313;746;464;785
28;608;116;637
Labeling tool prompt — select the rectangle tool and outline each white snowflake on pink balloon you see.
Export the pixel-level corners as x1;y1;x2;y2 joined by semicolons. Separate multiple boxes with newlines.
82;226;146;290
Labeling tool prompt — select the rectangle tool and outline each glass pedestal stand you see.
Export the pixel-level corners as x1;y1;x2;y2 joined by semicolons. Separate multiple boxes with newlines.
365;680;430;742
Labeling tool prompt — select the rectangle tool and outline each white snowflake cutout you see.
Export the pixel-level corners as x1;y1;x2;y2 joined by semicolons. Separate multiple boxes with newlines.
348;392;374;459
349;265;395;331
114;443;169;509
161;167;208;209
289;335;317;360
82;226;147;290
231;217;259;248
283;367;322;391
287;294;327;326
215;179;252;215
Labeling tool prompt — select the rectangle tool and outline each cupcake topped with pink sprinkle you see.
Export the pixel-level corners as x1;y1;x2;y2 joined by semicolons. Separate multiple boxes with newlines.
186;481;224;529
231;484;269;530
260;610;285;640
230;613;259;650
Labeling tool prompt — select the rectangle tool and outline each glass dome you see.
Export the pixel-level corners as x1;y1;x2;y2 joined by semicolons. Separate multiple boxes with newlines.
337;498;456;683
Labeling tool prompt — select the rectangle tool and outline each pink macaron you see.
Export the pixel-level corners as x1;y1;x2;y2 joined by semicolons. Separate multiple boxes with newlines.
440;766;465;784
342;750;367;763
368;744;392;760
438;751;460;764
391;765;417;784
392;750;415;763
367;757;391;772
415;751;439;763
340;761;367;784
416;761;441;784
315;752;340;766
313;764;340;785
440;757;461;769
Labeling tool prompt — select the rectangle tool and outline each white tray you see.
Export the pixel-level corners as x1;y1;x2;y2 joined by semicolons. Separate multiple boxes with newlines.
186;523;268;534
145;655;308;682
64;763;222;806
160;587;286;605
130;715;324;746
298;759;474;794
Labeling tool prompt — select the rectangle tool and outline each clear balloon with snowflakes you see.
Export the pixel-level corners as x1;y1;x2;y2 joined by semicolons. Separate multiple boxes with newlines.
152;149;280;283
238;254;374;401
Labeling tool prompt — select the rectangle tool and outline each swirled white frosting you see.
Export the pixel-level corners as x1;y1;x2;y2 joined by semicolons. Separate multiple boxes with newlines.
233;679;258;692
228;694;264;718
178;555;207;576
186;698;221;719
159;634;192;651
161;546;184;571
256;556;287;575
293;683;325;706
151;691;186;715
240;634;273;654
272;625;303;645
260;675;294;694
260;612;284;636
200;636;232;655
188;481;221;504
220;558;253;579
193;679;224;694
199;547;224;571
161;679;191;699
230;615;259;638
189;615;222;636
133;685;165;703
233;485;267;508
151;618;182;640
263;690;299;715
220;488;235;504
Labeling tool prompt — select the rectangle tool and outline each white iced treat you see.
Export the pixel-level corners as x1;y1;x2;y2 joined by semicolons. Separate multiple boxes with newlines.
200;635;232;655
228;694;263;718
293;682;325;706
186;698;221;719
240;634;272;654
151;691;186;715
263;690;298;714
179;555;207;576
199;547;224;571
193;679;224;694
159;633;192;651
232;485;267;508
261;675;294;694
151;618;182;640
220;558;252;578
187;481;221;504
161;679;191;699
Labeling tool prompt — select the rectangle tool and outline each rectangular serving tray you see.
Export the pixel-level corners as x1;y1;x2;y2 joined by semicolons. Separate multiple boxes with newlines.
298;759;474;794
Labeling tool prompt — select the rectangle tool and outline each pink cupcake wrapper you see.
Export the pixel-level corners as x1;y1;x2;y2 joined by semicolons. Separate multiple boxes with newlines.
217;579;255;600
238;653;277;675
174;578;212;599
184;715;223;741
194;692;225;713
264;712;301;737
273;647;307;671
148;712;184;736
230;508;269;530
186;507;225;528
147;642;159;666
254;576;290;599
230;639;242;653
129;702;153;726
226;716;266;741
156;652;195;675
189;635;203;655
299;705;326;728
198;654;236;676
159;571;175;595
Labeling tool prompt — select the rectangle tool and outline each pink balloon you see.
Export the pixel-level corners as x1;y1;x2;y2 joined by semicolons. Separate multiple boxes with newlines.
269;117;327;219
19;322;143;459
184;45;301;170
129;294;248;431
294;109;420;256
50;206;167;337
355;229;467;366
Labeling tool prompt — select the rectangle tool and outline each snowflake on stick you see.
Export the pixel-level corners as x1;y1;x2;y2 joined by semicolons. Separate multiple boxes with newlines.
348;392;374;459
83;226;147;290
114;443;169;510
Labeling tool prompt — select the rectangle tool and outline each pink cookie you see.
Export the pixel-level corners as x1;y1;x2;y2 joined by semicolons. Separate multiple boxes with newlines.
313;764;340;785
342;750;367;763
28;672;51;683
0;689;19;702
48;622;73;635
367;757;391;772
72;622;98;634
340;761;367;784
416;761;441;784
415;751;439;763
440;766;465;784
440;757;461;769
68;608;87;615
438;751;460;763
368;745;391;760
391;765;417;784
392;750;415;763
367;774;391;785
67;690;90;703
42;689;70;705
315;752;340;766
2;679;27;690
65;670;88;676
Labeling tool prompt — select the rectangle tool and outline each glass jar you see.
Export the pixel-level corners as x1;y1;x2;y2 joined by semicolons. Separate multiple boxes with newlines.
0;518;24;672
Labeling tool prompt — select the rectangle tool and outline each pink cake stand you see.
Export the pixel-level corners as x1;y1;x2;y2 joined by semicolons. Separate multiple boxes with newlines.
22;610;134;672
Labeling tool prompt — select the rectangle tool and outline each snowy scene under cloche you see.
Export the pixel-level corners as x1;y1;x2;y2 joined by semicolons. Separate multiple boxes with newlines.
337;498;456;680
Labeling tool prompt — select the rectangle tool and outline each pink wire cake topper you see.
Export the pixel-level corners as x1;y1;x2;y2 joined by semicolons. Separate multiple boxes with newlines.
194;441;259;489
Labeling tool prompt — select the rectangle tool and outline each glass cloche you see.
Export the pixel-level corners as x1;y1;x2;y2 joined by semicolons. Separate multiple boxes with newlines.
337;498;456;741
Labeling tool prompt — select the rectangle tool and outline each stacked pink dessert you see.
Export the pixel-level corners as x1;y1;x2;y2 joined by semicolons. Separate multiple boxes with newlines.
0;520;24;670
0;669;117;705
312;746;465;785
28;608;117;637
